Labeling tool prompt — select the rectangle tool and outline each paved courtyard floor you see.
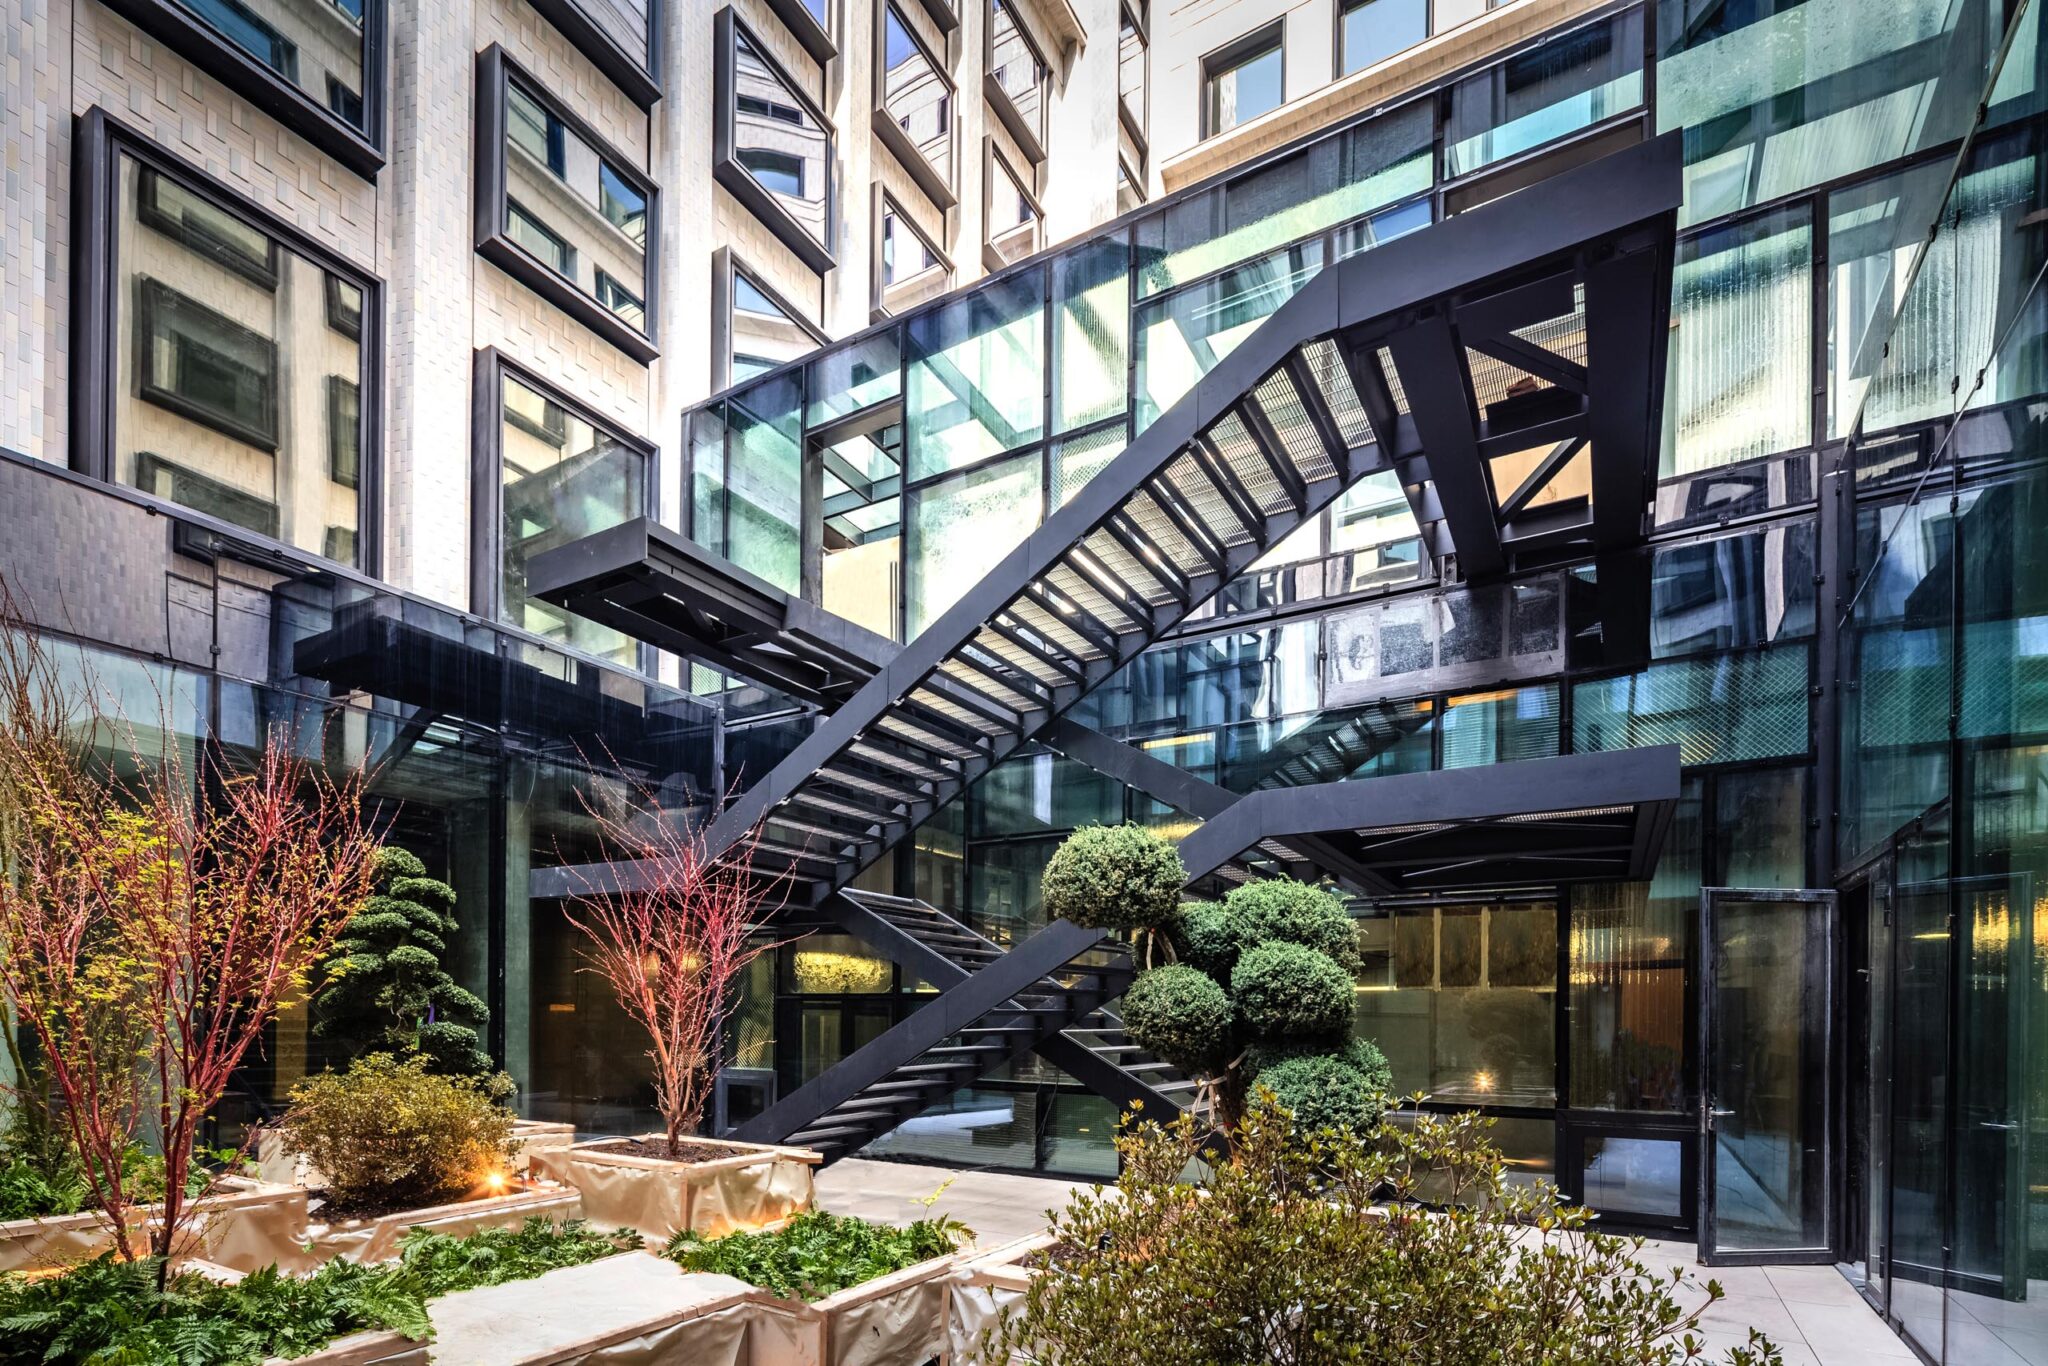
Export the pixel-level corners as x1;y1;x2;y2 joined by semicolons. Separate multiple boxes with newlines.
815;1159;1915;1364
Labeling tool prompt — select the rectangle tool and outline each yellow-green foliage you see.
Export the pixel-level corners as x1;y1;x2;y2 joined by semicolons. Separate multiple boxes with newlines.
280;1054;515;1213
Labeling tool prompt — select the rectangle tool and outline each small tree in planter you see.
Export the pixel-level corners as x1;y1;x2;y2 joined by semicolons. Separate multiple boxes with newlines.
311;845;494;1078
0;596;379;1280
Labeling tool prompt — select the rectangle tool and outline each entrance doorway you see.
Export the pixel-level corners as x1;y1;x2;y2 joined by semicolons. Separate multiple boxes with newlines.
1698;887;1837;1265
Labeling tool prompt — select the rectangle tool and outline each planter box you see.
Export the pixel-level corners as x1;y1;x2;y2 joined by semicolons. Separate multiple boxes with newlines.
744;1247;965;1366
534;1135;819;1241
260;1331;430;1366
254;1117;577;1187
0;1175;307;1275
945;1234;1059;1366
301;1183;585;1267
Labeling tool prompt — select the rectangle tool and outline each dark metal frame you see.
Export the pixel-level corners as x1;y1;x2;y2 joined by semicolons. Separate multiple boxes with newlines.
712;246;829;392
981;136;1045;274
1198;18;1285;142
912;0;959;36
94;0;387;177
524;0;665;108
763;0;837;64
871;184;956;321
871;0;960;211
982;0;1052;165
1117;0;1149;166
474;46;662;364
715;7;837;274
69;108;385;578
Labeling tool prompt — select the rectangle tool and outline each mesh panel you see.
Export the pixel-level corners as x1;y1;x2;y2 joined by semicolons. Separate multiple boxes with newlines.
1004;596;1106;660
1252;368;1338;484
1206;411;1290;515
1077;530;1177;605
1572;645;1810;765
1163;452;1255;545
1121;491;1212;576
1045;561;1138;630
1466;347;1554;411
1376;349;1410;412
938;659;1041;712
1303;339;1375;447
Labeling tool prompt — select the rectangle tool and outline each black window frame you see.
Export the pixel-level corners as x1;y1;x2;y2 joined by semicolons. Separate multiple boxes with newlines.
133;275;279;448
1200;19;1285;141
715;8;837;274
523;0;665;109
1336;0;1429;80
476;45;662;365
469;345;659;674
713;245;829;391
983;0;1051;166
70;108;383;575
870;183;955;321
95;0;386;177
981;136;1043;273
326;373;360;488
1117;1;1149;162
324;272;363;339
871;0;960;211
134;163;280;290
764;0;837;64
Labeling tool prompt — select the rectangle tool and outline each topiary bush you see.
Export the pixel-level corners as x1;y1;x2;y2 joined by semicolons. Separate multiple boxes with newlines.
1231;941;1354;1040
1121;964;1234;1074
1224;879;1361;970
279;1053;516;1215
1040;823;1186;934
1250;1053;1385;1133
1243;1034;1392;1097
1169;900;1250;981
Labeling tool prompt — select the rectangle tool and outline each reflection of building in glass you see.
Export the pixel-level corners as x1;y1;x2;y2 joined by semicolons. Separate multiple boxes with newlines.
503;79;648;331
175;0;370;127
732;31;829;252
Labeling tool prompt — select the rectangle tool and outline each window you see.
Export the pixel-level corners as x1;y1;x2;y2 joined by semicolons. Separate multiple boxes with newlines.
99;0;383;174
874;187;953;316
986;0;1049;160
1339;0;1425;76
714;247;827;389
75;115;375;566
1444;11;1644;177
1118;5;1146;138
478;353;653;668
1202;22;1283;139
763;0;836;63
874;2;958;209
984;142;1042;270
716;9;835;272
477;47;660;362
521;0;662;109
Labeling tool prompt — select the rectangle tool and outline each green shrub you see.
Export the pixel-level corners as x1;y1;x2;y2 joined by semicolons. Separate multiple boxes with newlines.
1040;824;1186;933
1243;1034;1392;1096
1121;965;1233;1074
1230;941;1353;1040
1169;900;1250;981
665;1209;969;1300
280;1053;516;1214
984;1101;1785;1366
1250;1053;1386;1132
398;1218;639;1297
1224;879;1359;969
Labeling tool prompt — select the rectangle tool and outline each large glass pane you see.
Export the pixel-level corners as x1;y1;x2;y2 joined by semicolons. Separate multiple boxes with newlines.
807;330;901;427
1355;900;1558;1107
497;374;646;665
115;155;362;564
1052;239;1129;432
1135;242;1320;431
966;833;1064;944
503;78;649;334
1573;643;1811;765
731;28;830;255
1341;0;1426;76
905;269;1044;479
1656;0;2002;228
1439;682;1559;769
172;0;371;130
1204;29;1283;137
905;450;1042;636
1137;101;1432;294
1714;767;1807;887
1444;11;1643;177
727;374;804;593
1647;522;1818;659
971;752;1120;836
688;400;727;558
1327;579;1563;706
729;268;817;384
881;5;955;192
1663;205;1813;478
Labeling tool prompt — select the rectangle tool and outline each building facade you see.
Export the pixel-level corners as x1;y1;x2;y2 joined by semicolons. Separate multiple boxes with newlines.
3;0;2047;1360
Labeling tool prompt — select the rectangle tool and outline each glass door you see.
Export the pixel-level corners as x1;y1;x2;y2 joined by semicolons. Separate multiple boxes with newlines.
1699;887;1837;1265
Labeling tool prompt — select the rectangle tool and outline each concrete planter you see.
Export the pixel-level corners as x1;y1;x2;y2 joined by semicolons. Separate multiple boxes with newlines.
944;1234;1059;1365
534;1135;820;1241
0;1175;307;1275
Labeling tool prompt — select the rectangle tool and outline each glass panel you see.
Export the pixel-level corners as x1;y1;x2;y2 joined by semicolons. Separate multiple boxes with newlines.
1890;865;1950;1356
503;78;649;334
1706;894;1830;1255
1135;242;1320;431
498;373;647;666
863;1084;1041;1169
905;450;1042;636
970;752;1120;836
1714;767;1806;886
1326;579;1563;706
1647;522;1818;659
904;268;1044;479
880;197;952;315
1052;238;1129;432
1583;1135;1684;1218
965;834;1064;944
731;28;830;254
729;269;818;384
1444;11;1643;177
727;374;804;593
1355;900;1558;1107
688;400;728;558
1439;682;1559;769
881;5;955;192
1572;643;1811;765
115;155;362;563
1656;0;2002;228
1663;204;1812;478
1137;101;1431;294
989;0;1046;145
1341;0;1426;76
807;330;901;427
172;0;371;130
988;153;1041;265
1204;29;1283;137
1050;425;1126;508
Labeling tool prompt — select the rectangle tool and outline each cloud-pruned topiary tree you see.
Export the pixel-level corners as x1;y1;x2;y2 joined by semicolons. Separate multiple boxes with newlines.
312;846;494;1079
1039;820;1390;1136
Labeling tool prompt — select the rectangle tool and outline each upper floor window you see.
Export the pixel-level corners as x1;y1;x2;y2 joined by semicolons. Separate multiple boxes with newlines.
716;9;835;273
1118;4;1147;141
1444;10;1644;178
1339;0;1426;77
98;0;384;174
763;0;836;63
714;247;828;389
1202;22;1284;139
984;141;1042;270
874;1;958;209
72;112;378;568
521;0;661;108
476;47;660;363
874;186;954;316
986;0;1049;162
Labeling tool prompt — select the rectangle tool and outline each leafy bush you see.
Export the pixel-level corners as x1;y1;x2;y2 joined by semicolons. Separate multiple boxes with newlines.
280;1053;516;1214
1040;824;1186;933
1250;1052;1386;1132
1242;1034;1392;1095
1230;941;1354;1040
1168;900;1249;981
1223;880;1360;970
1121;965;1233;1074
984;1100;1784;1366
398;1218;639;1297
665;1209;969;1300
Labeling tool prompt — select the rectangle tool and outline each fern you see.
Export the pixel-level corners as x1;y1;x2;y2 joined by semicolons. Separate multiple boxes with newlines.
663;1209;969;1301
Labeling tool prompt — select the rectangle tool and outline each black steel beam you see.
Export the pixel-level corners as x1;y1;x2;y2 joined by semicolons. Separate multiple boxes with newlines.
1385;313;1505;580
